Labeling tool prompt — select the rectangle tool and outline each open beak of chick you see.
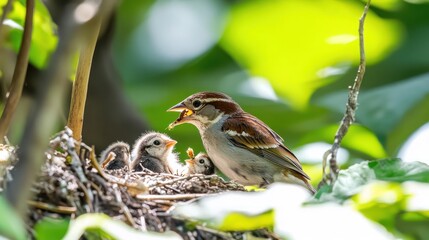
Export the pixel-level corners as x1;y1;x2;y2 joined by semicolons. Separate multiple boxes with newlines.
167;102;194;130
165;139;177;149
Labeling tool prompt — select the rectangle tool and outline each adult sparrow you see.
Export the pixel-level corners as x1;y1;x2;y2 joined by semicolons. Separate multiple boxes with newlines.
100;141;130;170
168;92;315;193
184;148;215;175
130;132;182;174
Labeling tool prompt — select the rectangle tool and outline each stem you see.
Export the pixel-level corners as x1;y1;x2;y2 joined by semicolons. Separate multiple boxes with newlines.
67;15;102;146
0;0;34;142
323;0;371;183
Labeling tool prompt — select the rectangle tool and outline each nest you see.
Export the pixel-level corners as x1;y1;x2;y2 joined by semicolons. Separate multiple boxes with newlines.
15;129;278;239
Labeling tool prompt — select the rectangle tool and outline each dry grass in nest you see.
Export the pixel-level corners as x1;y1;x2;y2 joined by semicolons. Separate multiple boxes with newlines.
8;129;277;239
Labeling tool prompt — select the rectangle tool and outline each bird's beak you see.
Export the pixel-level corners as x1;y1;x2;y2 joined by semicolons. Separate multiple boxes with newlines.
167;102;194;130
167;102;187;112
165;139;177;149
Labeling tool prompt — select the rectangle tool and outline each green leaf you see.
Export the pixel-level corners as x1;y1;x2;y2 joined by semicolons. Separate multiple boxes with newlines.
62;213;181;240
351;181;429;238
34;217;70;240
320;158;429;202
317;73;429;154
369;158;429;183
218;210;274;231
221;0;401;108
300;124;387;159
4;0;58;68
0;196;27;240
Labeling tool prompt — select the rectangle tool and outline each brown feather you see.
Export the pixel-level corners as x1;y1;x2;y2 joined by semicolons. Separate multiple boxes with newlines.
222;112;311;180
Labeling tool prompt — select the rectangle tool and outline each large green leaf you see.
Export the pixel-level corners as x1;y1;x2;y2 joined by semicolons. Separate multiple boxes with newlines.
221;0;401;108
317;73;429;154
34;217;70;240
369;158;429;182
2;0;58;68
320;158;429;202
299;124;387;159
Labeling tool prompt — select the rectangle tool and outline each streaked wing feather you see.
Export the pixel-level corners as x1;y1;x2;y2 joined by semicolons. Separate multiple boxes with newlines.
223;113;310;180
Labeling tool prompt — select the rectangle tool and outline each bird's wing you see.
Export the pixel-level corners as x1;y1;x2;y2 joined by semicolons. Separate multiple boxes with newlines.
222;113;310;180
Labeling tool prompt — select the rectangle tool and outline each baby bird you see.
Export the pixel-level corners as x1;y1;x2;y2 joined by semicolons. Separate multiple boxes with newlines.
100;141;131;170
184;148;215;175
130;132;181;174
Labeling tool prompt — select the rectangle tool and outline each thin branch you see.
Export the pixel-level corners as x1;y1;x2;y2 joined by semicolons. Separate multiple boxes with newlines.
322;0;371;183
6;0;118;219
113;186;137;228
0;0;34;142
27;200;77;214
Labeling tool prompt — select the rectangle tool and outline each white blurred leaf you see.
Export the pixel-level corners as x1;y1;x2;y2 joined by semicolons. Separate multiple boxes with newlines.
62;213;181;240
276;203;395;240
173;183;310;231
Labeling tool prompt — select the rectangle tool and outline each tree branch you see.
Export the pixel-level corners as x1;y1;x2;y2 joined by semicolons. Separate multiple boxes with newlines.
6;0;117;219
0;0;34;142
322;0;371;184
67;13;102;146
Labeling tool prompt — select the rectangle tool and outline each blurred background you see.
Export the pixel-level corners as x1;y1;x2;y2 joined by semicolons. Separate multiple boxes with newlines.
2;0;429;185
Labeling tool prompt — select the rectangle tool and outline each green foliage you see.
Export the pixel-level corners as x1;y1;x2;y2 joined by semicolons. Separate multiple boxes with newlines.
320;158;429;201
174;159;429;239
1;0;57;68
34;217;69;240
0;196;26;240
317;73;429;155
220;0;401;108
115;0;429;165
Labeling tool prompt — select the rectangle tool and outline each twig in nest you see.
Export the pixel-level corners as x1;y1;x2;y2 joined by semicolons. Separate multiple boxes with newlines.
28;200;76;214
148;174;222;189
76;180;93;213
113;185;136;228
88;146;148;194
322;0;371;185
62;128;88;183
136;193;215;201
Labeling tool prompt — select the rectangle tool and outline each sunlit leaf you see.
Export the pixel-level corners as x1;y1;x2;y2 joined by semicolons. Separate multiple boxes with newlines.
218;210;274;231
62;213;181;240
4;0;58;68
300;124;387;159
221;0;401;108
350;181;429;238
0;196;27;240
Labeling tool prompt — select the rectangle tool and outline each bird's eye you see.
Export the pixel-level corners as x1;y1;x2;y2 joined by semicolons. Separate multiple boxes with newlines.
199;159;205;164
153;140;161;146
192;99;202;108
